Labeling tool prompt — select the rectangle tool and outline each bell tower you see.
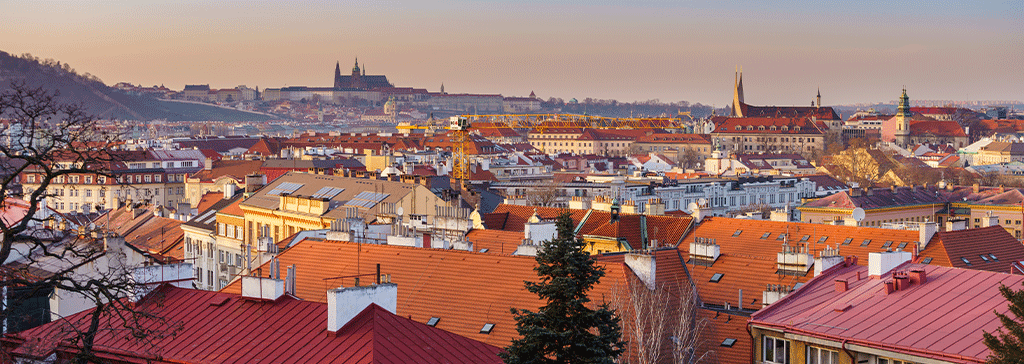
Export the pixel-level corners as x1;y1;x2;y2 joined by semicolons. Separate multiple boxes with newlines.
894;88;912;147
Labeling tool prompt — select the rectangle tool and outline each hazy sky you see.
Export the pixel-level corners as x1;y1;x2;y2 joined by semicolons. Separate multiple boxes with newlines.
2;0;1021;105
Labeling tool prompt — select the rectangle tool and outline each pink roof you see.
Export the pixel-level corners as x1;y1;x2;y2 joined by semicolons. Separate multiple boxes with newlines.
5;285;503;363
750;261;1024;363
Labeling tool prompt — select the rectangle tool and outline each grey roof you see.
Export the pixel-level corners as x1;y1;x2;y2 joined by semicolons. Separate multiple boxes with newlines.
184;194;243;230
239;171;426;220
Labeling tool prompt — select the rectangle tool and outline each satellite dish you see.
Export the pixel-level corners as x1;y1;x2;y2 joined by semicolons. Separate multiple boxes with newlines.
697;198;707;207
851;207;866;222
688;202;699;213
396;206;404;216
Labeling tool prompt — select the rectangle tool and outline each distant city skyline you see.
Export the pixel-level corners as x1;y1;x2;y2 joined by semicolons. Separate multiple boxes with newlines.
1;0;1020;106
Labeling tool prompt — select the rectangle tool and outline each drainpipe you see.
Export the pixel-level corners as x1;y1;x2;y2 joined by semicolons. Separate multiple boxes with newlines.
746;322;755;363
842;339;855;362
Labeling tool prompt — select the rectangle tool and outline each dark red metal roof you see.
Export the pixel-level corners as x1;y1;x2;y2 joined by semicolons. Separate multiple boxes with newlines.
750;262;1024;363
6;285;503;364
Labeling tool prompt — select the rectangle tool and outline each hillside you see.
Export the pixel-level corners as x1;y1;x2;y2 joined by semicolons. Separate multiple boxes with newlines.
0;51;275;122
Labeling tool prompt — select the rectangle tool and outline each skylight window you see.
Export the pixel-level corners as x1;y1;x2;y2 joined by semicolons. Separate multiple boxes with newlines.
897;242;908;249
733;229;742;237
427;317;440;327
921;257;933;264
842;238;853;245
721;338;737;347
479;248;489;253
861;239;871;247
710;273;724;283
761;232;771;239
882;241;893;248
776;234;787;241
818;236;828;243
961;257;971;265
480;323;495;334
981;255;990;262
800;235;810;242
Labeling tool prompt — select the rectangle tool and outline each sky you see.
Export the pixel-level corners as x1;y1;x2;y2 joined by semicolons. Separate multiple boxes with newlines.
1;0;1021;106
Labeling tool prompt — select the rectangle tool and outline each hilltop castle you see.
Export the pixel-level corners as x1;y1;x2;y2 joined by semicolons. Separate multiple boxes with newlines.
334;58;393;90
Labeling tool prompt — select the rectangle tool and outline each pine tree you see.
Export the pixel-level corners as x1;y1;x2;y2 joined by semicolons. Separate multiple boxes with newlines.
500;213;624;364
984;282;1024;363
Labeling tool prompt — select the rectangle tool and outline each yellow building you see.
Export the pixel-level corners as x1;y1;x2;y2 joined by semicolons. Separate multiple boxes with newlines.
239;171;457;245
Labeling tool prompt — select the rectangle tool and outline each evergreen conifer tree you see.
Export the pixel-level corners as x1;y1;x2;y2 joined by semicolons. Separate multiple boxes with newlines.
500;213;624;364
984;282;1024;363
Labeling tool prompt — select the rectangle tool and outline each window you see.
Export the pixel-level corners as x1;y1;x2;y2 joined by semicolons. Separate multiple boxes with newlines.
817;236;828;243
990;254;998;261
145;175;152;183
882;241;893;248
763;336;789;364
842;238;852;245
236;254;242;267
776;234;787;241
800;235;810;242
961;257;971;265
897;242;908;249
921;257;933;264
219;251;224;263
155;174;162;182
196;268;202;283
427;317;440;327
806;346;838;364
878;358;913;364
732;229;742;237
721;338;736;347
761;232;772;239
480;323;495;334
208;270;214;286
861;239;871;247
710;273;724;283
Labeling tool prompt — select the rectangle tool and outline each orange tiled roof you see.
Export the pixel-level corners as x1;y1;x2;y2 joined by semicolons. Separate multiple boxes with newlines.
710;116;824;135
220;238;662;348
465;229;522;254
195;192;224;216
219;199;244;217
189;160;263;183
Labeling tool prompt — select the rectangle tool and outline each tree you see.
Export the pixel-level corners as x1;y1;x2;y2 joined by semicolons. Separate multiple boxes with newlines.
0;82;170;362
677;147;703;170
525;181;562;208
613;275;711;364
984;282;1024;363
501;213;625;364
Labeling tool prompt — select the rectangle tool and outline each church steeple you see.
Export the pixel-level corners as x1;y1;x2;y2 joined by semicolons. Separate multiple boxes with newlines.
816;88;821;108
440;83;445;94
731;66;745;117
335;62;341;78
897;87;911;117
352;57;361;75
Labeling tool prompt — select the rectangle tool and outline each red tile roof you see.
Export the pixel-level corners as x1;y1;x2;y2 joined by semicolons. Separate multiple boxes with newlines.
5;285;503;363
750;262;1024;363
737;102;841;120
189;160;263;183
710;116;824;135
195;191;225;213
919;226;1024;272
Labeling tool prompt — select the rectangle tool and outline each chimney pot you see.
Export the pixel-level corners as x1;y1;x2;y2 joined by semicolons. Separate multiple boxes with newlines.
834;279;848;293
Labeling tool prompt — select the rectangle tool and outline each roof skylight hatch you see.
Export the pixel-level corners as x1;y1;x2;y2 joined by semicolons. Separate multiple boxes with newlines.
882;241;893;248
921;257;933;264
761;232;771;239
861;239;871;247
990;254;998;261
480;323;495;334
710;273;724;283
981;255;990;262
961;257;971;265
897;242;908;249
427;317;440;327
733;229;742;237
842;238;853;245
721;338;737;347
818;236;828;243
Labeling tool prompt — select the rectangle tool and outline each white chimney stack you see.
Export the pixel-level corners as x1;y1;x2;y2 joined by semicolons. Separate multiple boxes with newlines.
327;284;398;332
624;253;656;290
241;276;284;301
868;251;912;277
223;183;237;199
918;221;937;249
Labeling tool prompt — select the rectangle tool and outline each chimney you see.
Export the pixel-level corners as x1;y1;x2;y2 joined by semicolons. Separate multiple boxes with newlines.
973;183;980;193
918;221;937;249
223;183;237;199
946;219;966;231
868;250;912;277
624;253;656;290
834;280;848;293
909;269;927;285
205;157;213;171
814;246;844;276
327;283;398;333
849;188;862;197
245;173;266;193
241;275;284;301
983;213;999;228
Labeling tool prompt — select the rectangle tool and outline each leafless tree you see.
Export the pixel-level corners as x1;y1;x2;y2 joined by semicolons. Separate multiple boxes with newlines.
613;274;711;364
525;181;562;207
0;82;176;362
678;147;703;169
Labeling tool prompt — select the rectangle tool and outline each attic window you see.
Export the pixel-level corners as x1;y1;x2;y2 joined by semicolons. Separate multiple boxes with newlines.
897;242;908;249
800;235;810;242
480;323;495;334
793;282;805;290
981;255;990;262
860;239;871;247
735;126;742;131
776;234;787;241
722;338;737;347
990;254;998;261
921;257;933;264
732;230;743;237
961;257;971;265
427;317;440;327
710;273;724;283
761;232;771;239
842;238;853;245
818;236;828;243
479;248;489;253
882;241;893;248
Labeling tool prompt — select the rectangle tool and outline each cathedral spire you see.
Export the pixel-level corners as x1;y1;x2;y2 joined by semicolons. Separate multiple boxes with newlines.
732;65;745;117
